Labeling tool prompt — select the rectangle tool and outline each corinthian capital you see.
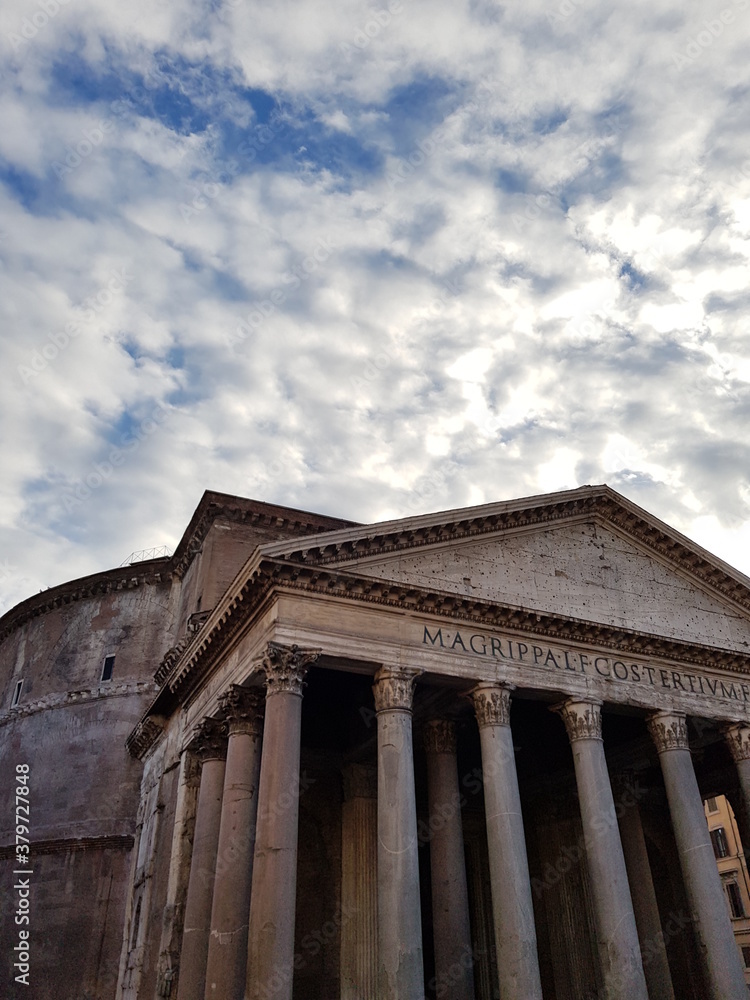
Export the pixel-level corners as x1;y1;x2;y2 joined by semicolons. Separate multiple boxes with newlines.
647;711;689;753
423;719;457;754
472;684;512;728
190;716;228;763
372;667;418;713
553;699;603;742
724;724;750;762
218;684;265;736
261;642;320;697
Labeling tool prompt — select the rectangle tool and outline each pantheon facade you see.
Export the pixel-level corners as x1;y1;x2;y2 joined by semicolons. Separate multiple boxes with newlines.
3;485;750;999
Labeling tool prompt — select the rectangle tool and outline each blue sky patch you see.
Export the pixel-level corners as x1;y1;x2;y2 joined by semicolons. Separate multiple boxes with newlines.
50;50;215;135
0;163;43;210
619;260;647;291
532;108;568;135
495;168;528;194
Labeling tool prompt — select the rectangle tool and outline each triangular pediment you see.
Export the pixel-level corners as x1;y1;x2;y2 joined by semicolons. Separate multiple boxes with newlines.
261;486;750;653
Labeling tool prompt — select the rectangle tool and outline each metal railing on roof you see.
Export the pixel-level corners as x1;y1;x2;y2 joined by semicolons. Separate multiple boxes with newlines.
120;546;172;567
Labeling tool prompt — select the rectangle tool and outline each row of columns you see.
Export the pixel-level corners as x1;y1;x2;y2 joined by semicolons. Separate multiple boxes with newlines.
175;643;319;1000
648;714;749;999
172;646;750;1000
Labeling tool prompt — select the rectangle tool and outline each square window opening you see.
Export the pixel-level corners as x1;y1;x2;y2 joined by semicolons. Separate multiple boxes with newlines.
101;655;116;682
10;679;23;708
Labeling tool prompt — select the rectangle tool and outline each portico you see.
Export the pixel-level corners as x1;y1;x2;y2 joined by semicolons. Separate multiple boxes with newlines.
121;486;750;1000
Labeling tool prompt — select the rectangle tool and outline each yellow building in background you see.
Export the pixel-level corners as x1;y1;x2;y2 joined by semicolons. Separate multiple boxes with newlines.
705;794;750;987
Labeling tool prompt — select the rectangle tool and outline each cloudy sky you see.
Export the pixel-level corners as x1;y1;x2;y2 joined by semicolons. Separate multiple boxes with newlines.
1;0;750;612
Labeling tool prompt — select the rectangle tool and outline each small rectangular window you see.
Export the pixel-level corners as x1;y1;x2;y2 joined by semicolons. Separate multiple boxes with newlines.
727;881;745;919
711;827;730;859
742;945;750;968
101;655;116;682
10;679;23;708
706;796;719;813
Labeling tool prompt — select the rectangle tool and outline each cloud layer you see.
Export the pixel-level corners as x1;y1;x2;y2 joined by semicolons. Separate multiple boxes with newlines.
2;0;750;610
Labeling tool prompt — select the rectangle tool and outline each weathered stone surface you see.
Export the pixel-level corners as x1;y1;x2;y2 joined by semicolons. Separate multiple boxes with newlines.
475;686;543;1000
554;700;648;999
373;666;423;1000
649;711;749;998
3;486;750;1000
338;520;750;650
424;720;475;1000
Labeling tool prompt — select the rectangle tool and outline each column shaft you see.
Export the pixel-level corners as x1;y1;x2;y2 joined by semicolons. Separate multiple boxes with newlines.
373;667;423;1000
725;725;750;860
423;720;474;1000
340;765;378;1000
649;712;747;1000
615;775;675;1000
473;684;542;1000
154;750;201;998
555;700;648;1000
245;643;318;1000
177;719;227;1000
204;687;264;1000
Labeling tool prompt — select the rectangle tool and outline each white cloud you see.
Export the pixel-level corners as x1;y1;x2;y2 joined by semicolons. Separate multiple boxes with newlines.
1;0;750;614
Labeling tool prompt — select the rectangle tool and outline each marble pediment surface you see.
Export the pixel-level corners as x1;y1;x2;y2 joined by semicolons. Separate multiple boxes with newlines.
261;486;750;654
340;520;750;652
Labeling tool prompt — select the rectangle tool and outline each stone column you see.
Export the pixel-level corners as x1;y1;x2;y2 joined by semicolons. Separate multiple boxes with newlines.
613;773;676;1000
155;750;202;999
245;643;319;1000
648;711;748;1000
422;719;474;1000
204;686;265;1000
372;666;424;1000
724;724;750;857
423;719;474;1000
473;683;542;1000
177;718;228;1000
554;699;648;1000
340;764;378;1000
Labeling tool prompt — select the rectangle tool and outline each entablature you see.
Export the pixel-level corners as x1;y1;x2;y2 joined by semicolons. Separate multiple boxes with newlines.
128;575;750;760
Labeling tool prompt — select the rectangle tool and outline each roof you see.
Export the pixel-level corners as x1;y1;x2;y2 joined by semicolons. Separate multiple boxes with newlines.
126;485;750;758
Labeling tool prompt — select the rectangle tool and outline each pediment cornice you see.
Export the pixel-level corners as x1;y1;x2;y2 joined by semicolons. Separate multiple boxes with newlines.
259;486;750;614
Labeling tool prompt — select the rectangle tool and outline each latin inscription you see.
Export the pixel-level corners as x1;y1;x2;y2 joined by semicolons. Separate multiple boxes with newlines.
422;626;750;704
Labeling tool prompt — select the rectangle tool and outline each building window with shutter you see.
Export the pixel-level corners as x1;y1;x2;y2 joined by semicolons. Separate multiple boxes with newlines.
726;881;745;919
711;826;729;859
